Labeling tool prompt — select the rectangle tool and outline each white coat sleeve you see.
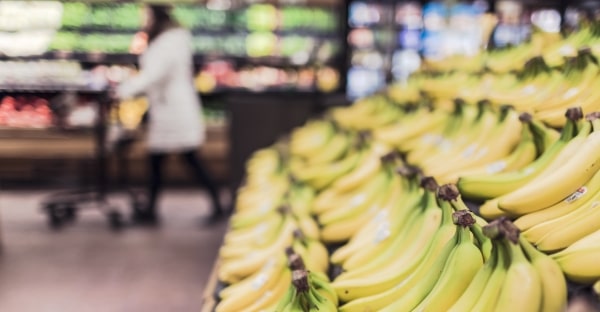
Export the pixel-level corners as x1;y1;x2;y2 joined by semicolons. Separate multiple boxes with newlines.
116;39;173;99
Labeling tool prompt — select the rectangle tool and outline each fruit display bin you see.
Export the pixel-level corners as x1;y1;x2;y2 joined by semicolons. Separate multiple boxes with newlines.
206;25;600;307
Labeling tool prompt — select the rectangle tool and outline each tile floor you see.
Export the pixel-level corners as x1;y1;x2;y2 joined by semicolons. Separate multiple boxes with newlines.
0;189;227;312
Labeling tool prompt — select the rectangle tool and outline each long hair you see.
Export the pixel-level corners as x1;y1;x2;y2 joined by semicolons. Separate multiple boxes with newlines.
146;5;179;43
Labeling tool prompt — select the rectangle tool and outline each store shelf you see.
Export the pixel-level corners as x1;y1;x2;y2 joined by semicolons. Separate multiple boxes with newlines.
0;84;107;94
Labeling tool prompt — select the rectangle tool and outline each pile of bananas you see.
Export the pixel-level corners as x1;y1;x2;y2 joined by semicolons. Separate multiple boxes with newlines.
209;26;600;312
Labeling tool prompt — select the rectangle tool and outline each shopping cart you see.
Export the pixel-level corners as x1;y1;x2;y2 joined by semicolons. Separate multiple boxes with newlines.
40;88;146;230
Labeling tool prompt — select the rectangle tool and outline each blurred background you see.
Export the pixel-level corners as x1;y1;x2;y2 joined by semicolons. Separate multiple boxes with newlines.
0;0;598;311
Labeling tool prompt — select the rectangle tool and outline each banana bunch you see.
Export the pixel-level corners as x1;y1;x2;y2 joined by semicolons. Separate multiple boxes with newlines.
423;53;485;73
386;79;421;105
419;72;479;101
486;42;539;74
288;127;362;191
220;154;324;284
311;142;395;243
474;217;568;312
552;228;600;284
329;94;403;131
332;183;492;311
459;108;583;219
274;251;338;311
534;51;600;127
542;26;594;67
329;166;422;271
422;104;524;184
216;246;333;312
485;111;600;230
215;250;292;312
373;105;451;149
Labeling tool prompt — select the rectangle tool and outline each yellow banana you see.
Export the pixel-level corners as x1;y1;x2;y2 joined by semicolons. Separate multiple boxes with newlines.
333;189;450;303
514;165;600;231
340;178;438;272
216;264;291;312
412;213;484;312
289;120;334;158
305;131;350;165
552;245;600;284
378;216;473;312
534;193;600;252
218;219;295;283
447;244;498;312
296;150;363;190
469;242;507;311
448;242;501;312
493;239;542;312
456;109;580;200
374;108;449;147
337;217;457;312
318;169;390;225
328;142;390;193
329;174;420;265
520;237;567;312
499;115;600;216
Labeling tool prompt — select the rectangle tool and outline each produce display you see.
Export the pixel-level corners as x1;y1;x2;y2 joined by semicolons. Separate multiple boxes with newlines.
209;27;600;312
0;96;53;128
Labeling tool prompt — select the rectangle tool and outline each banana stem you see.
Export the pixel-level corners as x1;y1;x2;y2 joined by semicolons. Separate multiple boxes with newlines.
504;239;528;264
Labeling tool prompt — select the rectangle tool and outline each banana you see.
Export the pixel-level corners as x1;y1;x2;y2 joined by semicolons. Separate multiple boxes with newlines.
333;186;447;302
521;186;600;245
447;243;497;312
219;253;287;299
514;165;600;231
469;241;508;311
329;176;421;266
319;180;391;243
328;142;390;193
420;102;501;175
378;214;474;312
456;109;581;200
499;114;600;216
318;169;390;226
408;103;479;167
520;237;567;312
533;194;600;252
411;212;484;312
289;120;334;158
305;131;350;165
493;239;542;312
594;280;600;296
274;281;295;312
341;178;437;271
433;107;523;184
295;215;320;240
216;264;291;312
552;247;600;284
218;218;295;283
222;212;286;247
310;272;338;307
478;198;506;220
297;150;363;190
526;114;561;153
439;121;537;184
374;108;449;147
338;218;457;312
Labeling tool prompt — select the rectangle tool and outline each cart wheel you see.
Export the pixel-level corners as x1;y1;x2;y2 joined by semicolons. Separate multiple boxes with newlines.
47;206;64;229
64;206;77;223
108;210;123;230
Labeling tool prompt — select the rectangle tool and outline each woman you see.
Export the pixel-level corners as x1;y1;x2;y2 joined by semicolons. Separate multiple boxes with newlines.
116;4;223;224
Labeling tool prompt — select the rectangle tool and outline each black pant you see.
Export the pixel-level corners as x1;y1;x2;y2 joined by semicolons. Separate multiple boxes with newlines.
148;150;222;215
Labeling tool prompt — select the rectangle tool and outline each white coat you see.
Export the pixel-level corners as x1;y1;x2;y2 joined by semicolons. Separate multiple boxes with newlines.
117;28;204;153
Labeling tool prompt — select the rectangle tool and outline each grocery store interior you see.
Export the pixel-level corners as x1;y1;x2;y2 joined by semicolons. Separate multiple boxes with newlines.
2;0;600;311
